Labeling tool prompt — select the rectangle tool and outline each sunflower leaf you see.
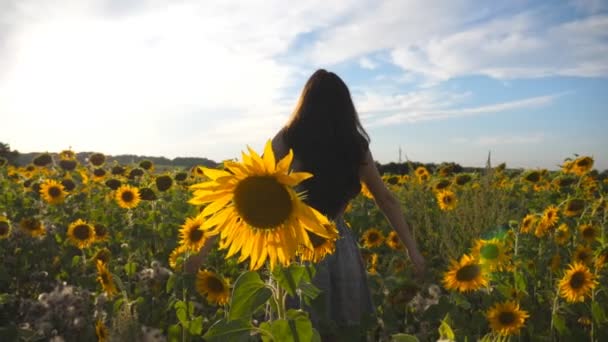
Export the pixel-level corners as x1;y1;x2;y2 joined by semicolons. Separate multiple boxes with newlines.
203;319;252;342
228;271;272;321
592;302;606;325
391;334;420;342
272;264;306;297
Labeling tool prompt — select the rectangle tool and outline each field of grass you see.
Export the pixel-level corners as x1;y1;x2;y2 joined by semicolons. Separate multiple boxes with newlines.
0;149;606;341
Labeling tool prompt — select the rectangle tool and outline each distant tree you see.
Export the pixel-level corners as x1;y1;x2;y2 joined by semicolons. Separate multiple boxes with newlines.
0;142;20;165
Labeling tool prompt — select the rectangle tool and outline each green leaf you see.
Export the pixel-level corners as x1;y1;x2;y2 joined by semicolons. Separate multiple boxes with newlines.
167;324;181;342
228;271;272;321
298;282;321;301
166;274;176;293
592;302;606;325
175;301;188;325
438;314;455;341
71;255;81;267
124;262;137;277
552;313;567;335
188;316;203;335
286;309;314;342
203;319;252;342
273;264;306;297
514;270;526;292
391;333;420;342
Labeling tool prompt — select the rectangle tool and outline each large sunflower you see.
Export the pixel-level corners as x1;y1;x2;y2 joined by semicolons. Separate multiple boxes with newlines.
486;301;529;336
67;219;96;249
554;223;571;245
115;184;141;209
195;269;230;305
0;216;11;239
436;190;457;211
471;238;510;272
443;254;488;292
96;260;118;297
179;216;207;252
572;156;593;176
573;245;593;265
20;218;46;237
189;140;334;270
361;228;385;248
558;262;597;303
39;179;67;205
415;166;430;182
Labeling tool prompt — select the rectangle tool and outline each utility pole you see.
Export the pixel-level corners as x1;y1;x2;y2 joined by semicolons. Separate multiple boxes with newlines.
398;146;402;164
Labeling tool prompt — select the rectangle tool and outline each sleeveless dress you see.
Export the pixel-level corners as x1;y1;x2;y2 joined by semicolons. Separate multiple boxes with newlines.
306;216;375;336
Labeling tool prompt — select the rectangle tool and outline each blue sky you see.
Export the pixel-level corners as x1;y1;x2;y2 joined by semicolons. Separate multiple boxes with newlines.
1;0;607;170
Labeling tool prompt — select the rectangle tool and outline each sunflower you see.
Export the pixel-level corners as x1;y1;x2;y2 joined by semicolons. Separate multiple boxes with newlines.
67;219;96;249
558;262;597;302
443;254;488;292
59;149;76;160
415;166;430;182
384;174;400;185
399;174;410;184
61;178;76;192
39;179;67;204
540;206;559;229
92;168;107;182
169;245;188;270
94;224;109;242
179;216;207;252
361;228;385;248
595;247;608;269
454;174;472;186
360;182;373;199
105;178;122;190
115;184;141;209
20;218;46;237
0;216;11;239
522;170;541;183
93;247;112;264
470;238;510;272
96;260;118;297
433;179;451;192
299;223;338;263
554;224;571;245
155;175;173;192
386;231;403;250
486;301;529;336
139;160;154;171
553;176;577;188
573;245;593;265
95;320;108;342
195;269;230;305
59;159;77;171
33;153;53;167
519;214;537;234
436;190;457;211
188;140;333;270
572;156;593;176
578;224;598;244
89;153;106;167
360;251;379;275
563;199;585;217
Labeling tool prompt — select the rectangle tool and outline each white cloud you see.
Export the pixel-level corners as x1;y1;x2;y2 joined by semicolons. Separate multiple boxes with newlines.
359;57;377;70
363;93;558;127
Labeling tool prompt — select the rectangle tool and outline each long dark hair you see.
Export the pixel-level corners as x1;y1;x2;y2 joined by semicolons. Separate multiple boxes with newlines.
282;69;370;218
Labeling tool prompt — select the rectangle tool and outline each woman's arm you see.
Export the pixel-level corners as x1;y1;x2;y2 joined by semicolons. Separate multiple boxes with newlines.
184;235;218;274
360;149;426;275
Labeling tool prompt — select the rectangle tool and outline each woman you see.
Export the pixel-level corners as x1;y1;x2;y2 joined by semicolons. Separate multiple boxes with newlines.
187;69;425;339
270;69;426;339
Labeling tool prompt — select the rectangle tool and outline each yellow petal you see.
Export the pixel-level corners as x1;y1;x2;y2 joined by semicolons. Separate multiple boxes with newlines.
202;168;231;180
276;172;313;186
276;149;294;173
262;139;276;173
200;195;233;217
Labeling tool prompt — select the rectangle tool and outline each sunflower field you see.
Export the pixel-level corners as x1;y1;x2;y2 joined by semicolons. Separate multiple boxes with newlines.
0;145;607;342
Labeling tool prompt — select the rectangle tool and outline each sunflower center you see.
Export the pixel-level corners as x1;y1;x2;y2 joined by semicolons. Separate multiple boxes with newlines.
480;244;499;260
569;271;586;290
94;224;108;238
455;264;480;282
121;191;134;203
498;311;516;325
189;226;204;242
582;227;595;239
576;251;589;262
74;224;91;240
0;222;9;235
308;232;326;248
442;195;453;204
101;272;110;284
49;186;62;198
206;277;225;293
234;176;293;229
368;232;380;242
